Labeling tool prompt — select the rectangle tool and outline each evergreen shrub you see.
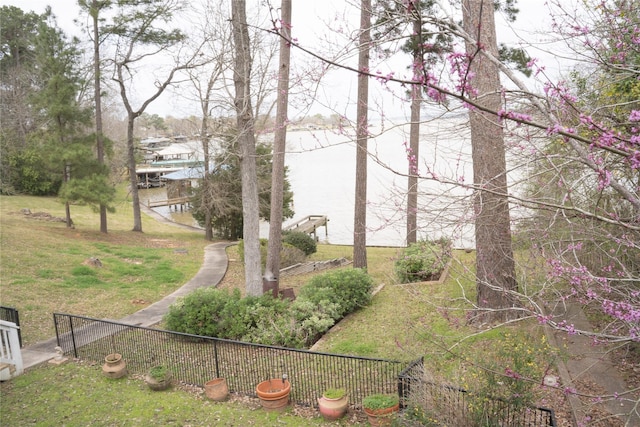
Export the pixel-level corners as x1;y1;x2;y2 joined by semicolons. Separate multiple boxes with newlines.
282;231;317;256
164;288;289;339
165;268;375;348
242;298;337;348
394;239;452;284
298;268;373;319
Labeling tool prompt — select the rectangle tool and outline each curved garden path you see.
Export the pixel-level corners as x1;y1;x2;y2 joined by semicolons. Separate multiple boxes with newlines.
21;205;232;369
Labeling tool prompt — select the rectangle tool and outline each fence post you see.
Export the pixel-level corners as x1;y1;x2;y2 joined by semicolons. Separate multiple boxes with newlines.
397;356;423;409
69;316;79;359
213;339;220;379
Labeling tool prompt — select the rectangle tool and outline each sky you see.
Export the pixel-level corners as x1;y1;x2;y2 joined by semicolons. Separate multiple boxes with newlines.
1;0;571;120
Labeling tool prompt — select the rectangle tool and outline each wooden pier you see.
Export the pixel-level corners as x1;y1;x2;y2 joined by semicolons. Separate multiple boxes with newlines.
284;215;328;241
147;196;190;210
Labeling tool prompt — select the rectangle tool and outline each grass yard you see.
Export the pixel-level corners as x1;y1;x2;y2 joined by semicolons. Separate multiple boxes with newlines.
0;194;573;426
0;361;337;426
0;193;210;345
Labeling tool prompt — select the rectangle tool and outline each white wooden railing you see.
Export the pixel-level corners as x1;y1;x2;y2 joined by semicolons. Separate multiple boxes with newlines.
0;319;23;380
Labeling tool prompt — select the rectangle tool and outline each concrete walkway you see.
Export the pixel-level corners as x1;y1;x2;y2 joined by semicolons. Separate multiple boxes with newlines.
546;305;640;426
20;240;232;370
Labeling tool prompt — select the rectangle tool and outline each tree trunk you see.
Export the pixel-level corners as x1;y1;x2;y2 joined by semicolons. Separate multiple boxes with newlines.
462;0;518;323
406;89;420;245
266;0;292;284
200;91;213;241
353;0;371;270
406;12;422;246
126;116;143;232
232;0;262;296
65;164;72;228
91;0;108;234
201;123;213;241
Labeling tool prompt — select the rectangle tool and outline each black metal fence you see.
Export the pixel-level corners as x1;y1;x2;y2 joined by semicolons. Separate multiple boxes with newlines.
398;357;557;426
53;313;404;408
0;306;22;347
53;313;558;424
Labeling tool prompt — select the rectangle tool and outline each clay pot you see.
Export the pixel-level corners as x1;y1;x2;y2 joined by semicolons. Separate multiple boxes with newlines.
318;394;348;421
204;378;229;401
363;403;400;427
102;353;127;379
145;366;172;391
255;378;291;411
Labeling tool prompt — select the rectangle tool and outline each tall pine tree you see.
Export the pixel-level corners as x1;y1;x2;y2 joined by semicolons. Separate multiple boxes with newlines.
31;8;114;225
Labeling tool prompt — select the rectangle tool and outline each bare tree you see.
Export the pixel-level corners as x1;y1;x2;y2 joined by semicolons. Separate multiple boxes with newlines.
185;1;231;241
231;0;262;295
354;0;371;270
106;0;203;232
265;0;292;286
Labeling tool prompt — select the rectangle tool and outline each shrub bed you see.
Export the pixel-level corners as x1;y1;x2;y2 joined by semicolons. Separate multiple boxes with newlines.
164;268;375;348
395;239;452;283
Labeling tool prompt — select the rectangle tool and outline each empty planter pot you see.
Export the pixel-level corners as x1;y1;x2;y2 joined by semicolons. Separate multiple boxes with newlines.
204;378;229;401
255;378;291;411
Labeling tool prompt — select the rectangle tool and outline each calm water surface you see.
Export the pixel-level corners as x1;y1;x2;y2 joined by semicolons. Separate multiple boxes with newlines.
142;118;478;248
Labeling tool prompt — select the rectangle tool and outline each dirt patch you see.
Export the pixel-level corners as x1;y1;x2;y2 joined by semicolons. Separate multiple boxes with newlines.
148;238;185;248
18;209;66;223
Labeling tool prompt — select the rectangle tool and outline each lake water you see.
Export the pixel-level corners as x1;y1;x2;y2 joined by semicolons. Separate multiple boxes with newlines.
143;116;478;248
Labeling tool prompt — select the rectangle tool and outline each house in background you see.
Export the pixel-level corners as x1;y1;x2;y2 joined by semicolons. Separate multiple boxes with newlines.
145;165;208;211
136;140;204;188
163;166;205;200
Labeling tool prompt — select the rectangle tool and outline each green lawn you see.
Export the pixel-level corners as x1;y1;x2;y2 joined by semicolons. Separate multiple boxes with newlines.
0;194;564;426
1;193;210;345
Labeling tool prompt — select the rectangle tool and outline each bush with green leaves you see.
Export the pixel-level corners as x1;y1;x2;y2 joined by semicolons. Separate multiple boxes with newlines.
165;268;376;348
394;239;452;284
243;298;337;348
298;268;373;319
463;331;559;425
282;231;317;256
164;288;289;340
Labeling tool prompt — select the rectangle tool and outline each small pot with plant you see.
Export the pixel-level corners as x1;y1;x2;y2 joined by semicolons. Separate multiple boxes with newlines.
145;365;172;391
318;387;348;420
362;393;399;426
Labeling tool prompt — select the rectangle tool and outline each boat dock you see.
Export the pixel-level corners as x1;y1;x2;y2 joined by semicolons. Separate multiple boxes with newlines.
147;196;191;211
284;215;328;241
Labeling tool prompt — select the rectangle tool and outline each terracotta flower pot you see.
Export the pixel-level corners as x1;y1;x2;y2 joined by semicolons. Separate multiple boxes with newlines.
363;403;400;427
255;378;291;411
318;394;348;421
204;378;229;401
102;353;127;379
